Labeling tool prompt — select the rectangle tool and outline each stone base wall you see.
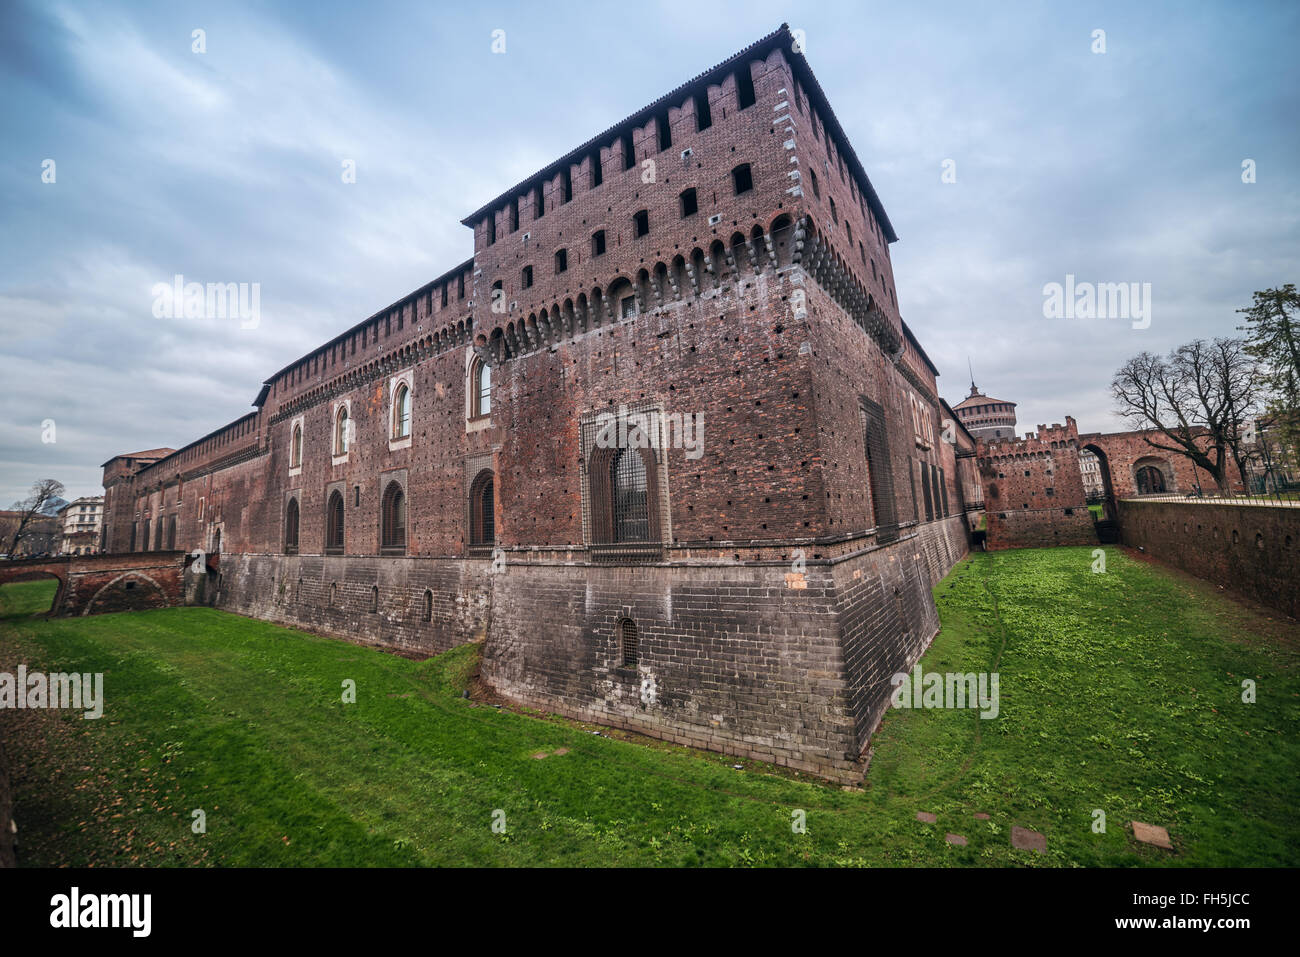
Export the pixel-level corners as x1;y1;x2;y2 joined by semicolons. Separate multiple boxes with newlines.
213;553;493;656
202;517;969;782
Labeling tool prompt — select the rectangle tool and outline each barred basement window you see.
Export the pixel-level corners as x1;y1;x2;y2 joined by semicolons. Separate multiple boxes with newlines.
861;398;899;542
422;589;433;622
612;449;650;543
619;618;639;667
326;490;345;553
285;498;299;554
469;470;496;546
381;481;406;552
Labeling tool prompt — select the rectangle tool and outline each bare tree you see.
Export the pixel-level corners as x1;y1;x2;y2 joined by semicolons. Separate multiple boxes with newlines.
3;479;66;558
1111;338;1260;493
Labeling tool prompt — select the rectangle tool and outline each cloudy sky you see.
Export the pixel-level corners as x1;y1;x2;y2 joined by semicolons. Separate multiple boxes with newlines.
1;0;1297;505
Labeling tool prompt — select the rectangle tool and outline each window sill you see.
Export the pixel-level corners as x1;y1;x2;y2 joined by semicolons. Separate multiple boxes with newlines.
388;436;412;452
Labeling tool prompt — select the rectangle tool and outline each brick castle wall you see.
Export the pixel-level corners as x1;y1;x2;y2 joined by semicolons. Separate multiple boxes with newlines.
1119;500;1300;619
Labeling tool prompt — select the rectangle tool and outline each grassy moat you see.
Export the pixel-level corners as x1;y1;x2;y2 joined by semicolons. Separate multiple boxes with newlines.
1;545;1296;866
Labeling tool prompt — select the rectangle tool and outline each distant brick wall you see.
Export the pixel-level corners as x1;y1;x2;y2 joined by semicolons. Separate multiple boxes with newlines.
1119;500;1300;619
985;507;1097;550
0;552;189;617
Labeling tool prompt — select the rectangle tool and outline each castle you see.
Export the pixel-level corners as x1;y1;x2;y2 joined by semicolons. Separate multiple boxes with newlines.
99;26;975;781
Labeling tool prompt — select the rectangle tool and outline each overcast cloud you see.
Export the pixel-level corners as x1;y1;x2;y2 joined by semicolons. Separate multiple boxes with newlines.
1;0;1297;504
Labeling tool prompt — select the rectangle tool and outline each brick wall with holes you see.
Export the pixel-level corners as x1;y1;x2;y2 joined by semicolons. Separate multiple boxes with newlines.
1119;500;1300;618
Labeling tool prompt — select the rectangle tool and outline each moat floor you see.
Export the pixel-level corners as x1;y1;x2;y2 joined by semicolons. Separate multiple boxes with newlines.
1;545;1296;867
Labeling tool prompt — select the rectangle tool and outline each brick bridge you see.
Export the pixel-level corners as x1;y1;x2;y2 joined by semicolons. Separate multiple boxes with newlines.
0;551;212;616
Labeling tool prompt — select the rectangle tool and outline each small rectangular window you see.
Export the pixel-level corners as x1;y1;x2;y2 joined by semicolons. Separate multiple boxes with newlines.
458;274;465;299
442;284;449;307
732;164;753;195
735;67;756;109
561;168;572;203
535;186;544;219
679;188;698;217
621;131;635;170
633;210;649;238
486;214;496;246
522;265;533;289
592;230;606;256
590;150;603;188
555;249;568;273
509;200;519;232
695;92;712;131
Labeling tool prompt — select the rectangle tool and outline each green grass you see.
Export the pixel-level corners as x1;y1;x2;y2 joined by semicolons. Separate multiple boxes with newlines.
1;546;1296;867
1088;503;1104;519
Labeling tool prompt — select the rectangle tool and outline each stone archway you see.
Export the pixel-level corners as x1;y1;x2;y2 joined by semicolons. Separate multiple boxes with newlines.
1133;456;1175;495
1081;443;1118;520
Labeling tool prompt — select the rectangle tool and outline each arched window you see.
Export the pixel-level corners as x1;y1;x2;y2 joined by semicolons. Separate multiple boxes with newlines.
370;584;379;613
334;406;350;455
421;589;433;622
391;384;410;439
381;481;406;552
285;498;299;554
619;618;639;667
329;582;338;606
325;490;345;553
469;470;495;546
611;448;650;543
471;359;491;417
1135;465;1166;494
290;424;303;468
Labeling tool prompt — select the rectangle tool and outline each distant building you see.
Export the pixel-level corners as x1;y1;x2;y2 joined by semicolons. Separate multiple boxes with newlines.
59;496;105;555
952;382;1018;442
1079;449;1104;499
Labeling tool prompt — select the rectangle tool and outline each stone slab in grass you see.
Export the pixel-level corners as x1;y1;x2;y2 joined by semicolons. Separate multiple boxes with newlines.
916;812;937;823
1131;821;1173;850
945;833;968;846
974;812;990;820
1011;826;1046;853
